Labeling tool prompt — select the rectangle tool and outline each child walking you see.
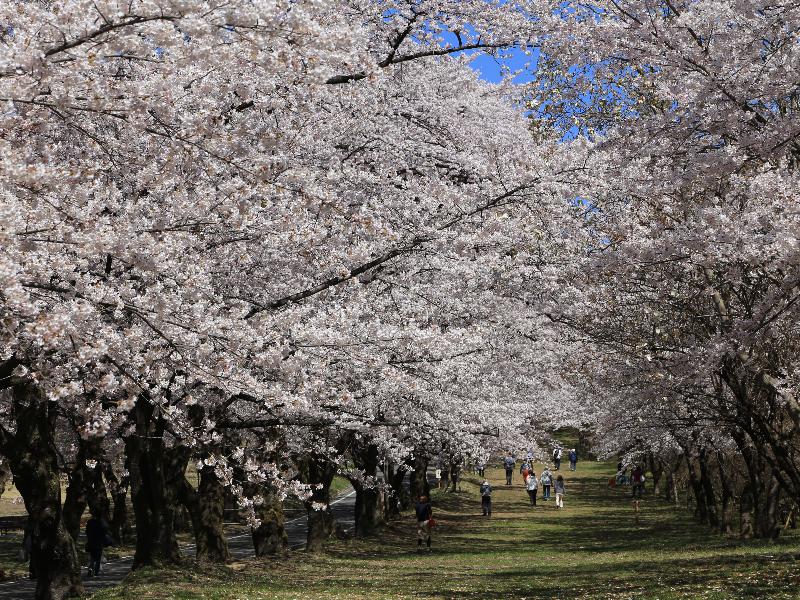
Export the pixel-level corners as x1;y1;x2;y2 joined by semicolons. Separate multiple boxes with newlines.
554;475;566;509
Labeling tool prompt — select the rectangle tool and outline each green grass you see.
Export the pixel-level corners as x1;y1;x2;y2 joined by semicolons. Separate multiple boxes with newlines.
330;475;352;498
91;461;800;599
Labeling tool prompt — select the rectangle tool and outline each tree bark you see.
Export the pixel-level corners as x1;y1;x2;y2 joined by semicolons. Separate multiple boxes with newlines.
0;381;83;600
409;453;430;501
716;452;734;535
349;443;384;537
251;485;287;557
300;453;337;552
733;431;781;539
384;462;410;520
686;456;709;524
697;448;719;528
125;397;181;568
62;437;111;543
194;466;231;561
647;453;664;496
0;457;12;500
101;462;131;545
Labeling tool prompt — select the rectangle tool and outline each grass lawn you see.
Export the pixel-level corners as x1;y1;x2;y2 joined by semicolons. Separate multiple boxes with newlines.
91;460;800;599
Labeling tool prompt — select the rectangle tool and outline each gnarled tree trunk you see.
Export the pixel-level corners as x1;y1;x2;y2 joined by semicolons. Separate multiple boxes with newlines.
125;397;181;568
409;453;430;501
349;443;384;537
195;466;231;562
251;485;287;557
101;462;131;545
0;380;83;600
697;448;719;528
299;453;337;552
384;462;410;520
62;437;111;543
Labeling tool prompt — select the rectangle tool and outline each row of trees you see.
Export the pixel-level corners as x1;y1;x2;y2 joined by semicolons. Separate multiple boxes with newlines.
0;1;578;598
2;1;798;598
540;0;800;539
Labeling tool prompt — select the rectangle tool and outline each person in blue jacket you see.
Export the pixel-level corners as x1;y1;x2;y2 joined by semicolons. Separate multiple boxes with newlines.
569;448;578;471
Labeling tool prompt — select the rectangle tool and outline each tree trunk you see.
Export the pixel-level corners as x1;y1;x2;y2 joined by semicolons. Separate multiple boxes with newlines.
734;435;781;539
686;456;709;524
125;397;181;568
1;381;83;600
101;463;131;545
0;457;12;499
251;486;287;557
409;453;430;501
194;467;231;562
62;437;111;543
384;462;410;520
300;453;336;552
716;452;734;535
349;443;384;537
61;461;87;544
697;448;719;528
647;453;664;496
757;475;781;539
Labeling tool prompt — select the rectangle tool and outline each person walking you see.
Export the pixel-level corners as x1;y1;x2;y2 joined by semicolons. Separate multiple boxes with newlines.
552;447;562;471
85;510;111;577
631;464;645;521
631;465;645;499
568;448;578;471
503;453;516;486
520;460;531;484
540;467;553;501
451;463;461;492
476;460;485;478
526;470;538;507
415;495;433;552
480;480;492;516
616;460;628;486
554;475;566;509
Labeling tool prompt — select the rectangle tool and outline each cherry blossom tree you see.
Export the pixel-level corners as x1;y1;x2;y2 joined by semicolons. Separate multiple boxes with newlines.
532;0;800;537
0;0;579;596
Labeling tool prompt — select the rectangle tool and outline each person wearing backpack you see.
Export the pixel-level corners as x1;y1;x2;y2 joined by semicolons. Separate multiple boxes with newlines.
503;453;516;486
540;468;553;501
568;449;578;471
480;480;492;516
552;447;562;471
526;470;538;506
554;475;566;509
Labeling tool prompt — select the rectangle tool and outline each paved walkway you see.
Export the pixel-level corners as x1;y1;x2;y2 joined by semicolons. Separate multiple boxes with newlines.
0;490;356;599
